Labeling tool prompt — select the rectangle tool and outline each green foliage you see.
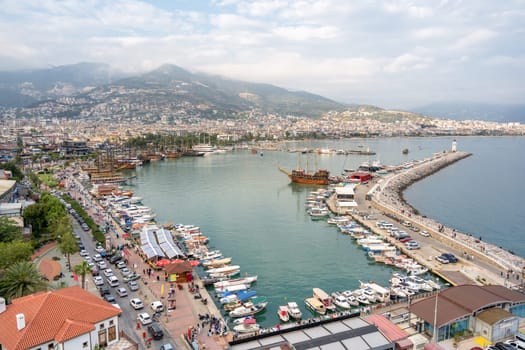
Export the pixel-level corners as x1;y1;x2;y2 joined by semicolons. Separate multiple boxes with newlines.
38;173;58;188
0;216;21;242
0;261;48;301
62;195;105;244
0;241;33;269
23;192;68;242
1;161;24;181
28;172;42;189
58;232;78;272
74;261;91;289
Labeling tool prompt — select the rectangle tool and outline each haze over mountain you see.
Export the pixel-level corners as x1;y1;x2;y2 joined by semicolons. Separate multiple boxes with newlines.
413;102;525;123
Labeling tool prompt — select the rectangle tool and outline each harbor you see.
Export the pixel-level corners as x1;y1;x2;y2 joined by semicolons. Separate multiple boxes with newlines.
54;137;525;349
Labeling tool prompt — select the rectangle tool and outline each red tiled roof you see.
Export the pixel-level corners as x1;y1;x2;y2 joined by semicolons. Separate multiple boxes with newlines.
365;314;410;342
0;286;121;350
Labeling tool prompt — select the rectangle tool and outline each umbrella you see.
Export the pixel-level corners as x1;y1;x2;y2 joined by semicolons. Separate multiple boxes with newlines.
156;259;171;267
172;259;185;264
189;260;200;267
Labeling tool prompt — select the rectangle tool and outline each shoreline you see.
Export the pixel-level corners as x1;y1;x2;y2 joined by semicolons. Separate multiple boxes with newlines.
371;150;525;273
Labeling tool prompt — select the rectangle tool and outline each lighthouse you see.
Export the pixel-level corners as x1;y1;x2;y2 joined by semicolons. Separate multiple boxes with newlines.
451;140;457;152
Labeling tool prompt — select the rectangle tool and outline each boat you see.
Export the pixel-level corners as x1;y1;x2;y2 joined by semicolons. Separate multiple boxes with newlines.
327;216;351;225
203;257;232;268
402;148;409;154
233;320;260;334
192;143;218;155
331;292;352;309
289;168;331;185
229;300;268;318
313;288;336;312
278;305;290;322
287;302;302;320
305;297;326;315
213;275;258;289
207;265;241;275
215;284;248;294
359;281;391;302
232;316;255;325
307;207;330;218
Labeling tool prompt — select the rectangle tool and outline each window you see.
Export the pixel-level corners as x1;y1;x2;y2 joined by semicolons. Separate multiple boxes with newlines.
109;320;114;326
48;344;54;350
83;342;88;348
99;323;105;329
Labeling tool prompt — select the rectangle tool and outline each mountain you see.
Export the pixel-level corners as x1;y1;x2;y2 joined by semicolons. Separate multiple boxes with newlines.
413;102;525;123
0;62;125;107
118;64;346;117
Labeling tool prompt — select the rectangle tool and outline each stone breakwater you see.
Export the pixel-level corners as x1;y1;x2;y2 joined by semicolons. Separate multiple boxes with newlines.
373;151;525;273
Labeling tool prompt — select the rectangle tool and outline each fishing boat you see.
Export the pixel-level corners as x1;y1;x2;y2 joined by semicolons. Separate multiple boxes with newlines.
213;275;258;289
278;305;290;322
313;288;336;312
202;257;232;268
229;299;268;318
215;284;249;295
207;265;240;275
305;297;326;315
233;319;260;334
287;301;302;320
307;207;330;218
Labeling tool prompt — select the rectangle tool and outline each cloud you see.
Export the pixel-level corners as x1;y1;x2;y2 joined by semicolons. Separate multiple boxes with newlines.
384;53;434;73
452;29;498;50
272;25;339;40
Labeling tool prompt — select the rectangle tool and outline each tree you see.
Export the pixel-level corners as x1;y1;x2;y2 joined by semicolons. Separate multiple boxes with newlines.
0;216;21;242
0;261;48;301
58;232;78;272
74;261;90;290
0;241;33;269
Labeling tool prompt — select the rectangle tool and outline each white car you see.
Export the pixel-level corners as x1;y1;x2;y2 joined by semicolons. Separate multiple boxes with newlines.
79;249;89;257
420;230;431;237
116;261;127;269
150;301;164;312
137;312;152;325
116;287;128;297
93;254;103;262
130;298;144;310
93;276;104;286
95;245;105;253
128;280;139;291
120;267;131;276
97;261;108;269
103;269;114;278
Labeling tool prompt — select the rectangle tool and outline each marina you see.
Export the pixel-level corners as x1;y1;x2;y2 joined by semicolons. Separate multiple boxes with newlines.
69;136;525;334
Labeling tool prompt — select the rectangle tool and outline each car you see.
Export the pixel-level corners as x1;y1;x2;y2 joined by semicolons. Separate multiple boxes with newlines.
160;343;174;350
98;261;108;269
406;242;420;250
103;294;116;303
147;323;164;340
420;230;431;237
436;255;450;264
84;256;92;262
116;261;127;269
505;339;525;350
79;249;89;257
81;223;90;231
95;245;105;253
130;298;144;310
120;267;131;276
93;276;104;286
91;268;100;276
151;301;164;313
103;269;114;277
124;273;140;282
99;286;110;296
87;262;95;269
442;253;459;263
494;342;517;350
77;243;85;250
109;255;122;264
399;237;413;243
116;287;128;297
93;254;103;262
137;312;152;325
128;280;139;291
410;226;420;232
107;275;119;287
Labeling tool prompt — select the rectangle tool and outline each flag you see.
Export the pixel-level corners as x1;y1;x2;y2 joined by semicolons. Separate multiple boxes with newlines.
161;283;165;296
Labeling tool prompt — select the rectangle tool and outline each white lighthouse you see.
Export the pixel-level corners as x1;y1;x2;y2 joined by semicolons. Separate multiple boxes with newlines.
451;139;457;152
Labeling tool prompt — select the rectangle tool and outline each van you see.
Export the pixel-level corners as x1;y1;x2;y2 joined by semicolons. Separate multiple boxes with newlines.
107;275;120;287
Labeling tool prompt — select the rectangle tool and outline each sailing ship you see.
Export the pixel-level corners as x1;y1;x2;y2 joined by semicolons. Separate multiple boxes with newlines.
279;152;332;185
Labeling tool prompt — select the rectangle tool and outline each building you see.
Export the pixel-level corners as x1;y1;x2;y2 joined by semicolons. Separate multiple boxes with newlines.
410;284;525;342
348;171;372;183
62;140;92;158
334;185;358;213
0;179;16;203
229;313;394;350
0;286;122;350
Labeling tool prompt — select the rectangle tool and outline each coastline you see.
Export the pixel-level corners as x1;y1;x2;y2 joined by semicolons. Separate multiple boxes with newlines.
371;150;525;274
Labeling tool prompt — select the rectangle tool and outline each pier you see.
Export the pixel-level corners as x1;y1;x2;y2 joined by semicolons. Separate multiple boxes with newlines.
327;150;525;288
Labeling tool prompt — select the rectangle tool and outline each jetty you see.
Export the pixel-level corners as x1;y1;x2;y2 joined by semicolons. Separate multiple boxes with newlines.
327;150;525;288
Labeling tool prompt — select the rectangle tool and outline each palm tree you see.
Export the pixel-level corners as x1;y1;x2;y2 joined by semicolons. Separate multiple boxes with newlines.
58;231;78;272
0;261;48;301
74;261;90;290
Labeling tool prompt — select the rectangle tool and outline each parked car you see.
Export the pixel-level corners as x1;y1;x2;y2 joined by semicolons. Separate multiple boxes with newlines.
130;298;144;310
151;301;164;312
138;312;152;325
441;253;458;263
103;269;114;278
399;236;413;243
128;280;139;291
109;255;122;264
406;242;420;250
124;273;140;282
93;276;104;286
116;261;127;269
435;255;450;264
420;230;430;237
103;294;116;303
93;254;103;262
160;343;174;350
116;287;128;297
79;249;89;257
99;286;111;296
148;323;164;340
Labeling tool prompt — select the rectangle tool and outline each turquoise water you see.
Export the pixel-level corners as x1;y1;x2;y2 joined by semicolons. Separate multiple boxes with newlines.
124;136;524;326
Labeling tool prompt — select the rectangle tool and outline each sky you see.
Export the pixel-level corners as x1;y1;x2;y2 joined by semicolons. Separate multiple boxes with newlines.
0;0;524;108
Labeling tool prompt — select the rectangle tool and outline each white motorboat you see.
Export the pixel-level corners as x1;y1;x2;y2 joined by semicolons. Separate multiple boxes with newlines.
229;301;268;318
233;321;260;334
331;292;352;309
213;275;258;289
232;316;255;325
278;305;290;322
287;302;302;320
